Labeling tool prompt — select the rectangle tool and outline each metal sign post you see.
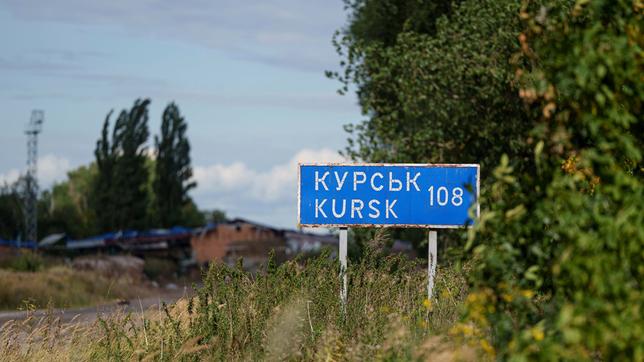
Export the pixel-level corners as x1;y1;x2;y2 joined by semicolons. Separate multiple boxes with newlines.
339;227;348;311
297;163;479;309
427;230;437;301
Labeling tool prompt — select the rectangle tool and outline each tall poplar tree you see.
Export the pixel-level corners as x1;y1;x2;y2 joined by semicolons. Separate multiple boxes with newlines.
93;98;151;231
93;111;116;231
154;102;196;227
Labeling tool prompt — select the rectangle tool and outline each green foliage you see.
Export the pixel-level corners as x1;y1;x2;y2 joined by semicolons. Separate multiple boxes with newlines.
333;0;531;171
113;99;152;230
154;102;197;227
337;0;642;358
142;257;178;280
0;251;44;272
39;164;99;238
86;249;469;360
0;240;473;360
340;0;455;49
93;99;152;231
1;164;100;240
91;99;205;232
205;208;228;224
460;0;643;359
179;200;206;227
93;110;118;232
0;180;24;240
334;0;536;254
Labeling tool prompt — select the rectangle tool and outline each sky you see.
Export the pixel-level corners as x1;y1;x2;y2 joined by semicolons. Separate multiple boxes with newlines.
0;0;363;229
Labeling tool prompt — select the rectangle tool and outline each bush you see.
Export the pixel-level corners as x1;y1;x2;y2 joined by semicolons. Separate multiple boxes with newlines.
459;0;643;359
0;252;45;272
143;257;178;280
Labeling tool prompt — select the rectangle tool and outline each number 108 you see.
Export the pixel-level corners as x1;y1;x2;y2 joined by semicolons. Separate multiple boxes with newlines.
428;186;464;207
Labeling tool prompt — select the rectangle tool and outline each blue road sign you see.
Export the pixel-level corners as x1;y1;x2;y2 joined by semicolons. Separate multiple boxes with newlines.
298;164;479;228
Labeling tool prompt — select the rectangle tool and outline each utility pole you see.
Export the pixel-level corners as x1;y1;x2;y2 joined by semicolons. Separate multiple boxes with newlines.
24;110;43;245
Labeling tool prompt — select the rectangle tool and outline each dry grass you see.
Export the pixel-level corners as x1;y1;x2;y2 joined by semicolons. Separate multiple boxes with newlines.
0;266;147;310
1;249;482;361
0;296;476;362
0;313;97;361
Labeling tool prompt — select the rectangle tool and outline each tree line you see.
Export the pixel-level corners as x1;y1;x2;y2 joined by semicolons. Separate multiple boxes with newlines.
0;99;210;240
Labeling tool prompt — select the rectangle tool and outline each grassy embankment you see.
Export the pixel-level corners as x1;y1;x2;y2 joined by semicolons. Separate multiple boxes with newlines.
0;253;147;311
0;243;480;361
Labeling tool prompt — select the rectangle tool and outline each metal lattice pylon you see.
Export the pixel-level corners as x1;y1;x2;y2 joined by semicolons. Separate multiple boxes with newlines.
24;110;43;244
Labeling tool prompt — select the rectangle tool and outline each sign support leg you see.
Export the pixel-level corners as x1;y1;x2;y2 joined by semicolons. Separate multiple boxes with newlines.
339;227;348;312
428;230;437;301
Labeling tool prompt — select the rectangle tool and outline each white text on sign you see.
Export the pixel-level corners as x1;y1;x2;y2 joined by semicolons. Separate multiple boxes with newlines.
299;164;479;227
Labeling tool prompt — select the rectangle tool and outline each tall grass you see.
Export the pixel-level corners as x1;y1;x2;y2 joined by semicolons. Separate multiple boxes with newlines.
0;240;481;361
1;312;97;361
3;244;478;361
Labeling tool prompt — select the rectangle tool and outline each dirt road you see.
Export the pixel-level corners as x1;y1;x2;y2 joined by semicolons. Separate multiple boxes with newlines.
0;288;191;325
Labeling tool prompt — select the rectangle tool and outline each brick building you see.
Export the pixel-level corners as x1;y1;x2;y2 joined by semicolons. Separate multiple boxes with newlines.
190;218;285;266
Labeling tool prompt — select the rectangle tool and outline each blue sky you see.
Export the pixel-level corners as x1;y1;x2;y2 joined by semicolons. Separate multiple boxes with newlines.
0;0;361;228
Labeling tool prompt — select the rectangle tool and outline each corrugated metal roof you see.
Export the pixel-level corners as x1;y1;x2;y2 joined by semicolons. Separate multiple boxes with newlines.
39;233;66;247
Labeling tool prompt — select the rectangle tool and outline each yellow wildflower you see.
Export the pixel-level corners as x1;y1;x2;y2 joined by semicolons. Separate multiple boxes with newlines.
508;339;517;351
449;323;476;337
521;289;534;299
480;339;495;357
422;298;433;311
462;324;475;336
531;327;544;341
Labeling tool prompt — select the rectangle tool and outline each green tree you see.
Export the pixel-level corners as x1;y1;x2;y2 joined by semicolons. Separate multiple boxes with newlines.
93;111;117;231
206;209;228;224
460;0;643;358
333;0;531;171
334;0;534;255
93;99;151;231
153;102;196;227
39;165;98;238
0;180;24;240
180;200;206;227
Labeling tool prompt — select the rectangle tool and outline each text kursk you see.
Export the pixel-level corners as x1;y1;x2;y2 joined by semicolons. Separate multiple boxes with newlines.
314;170;421;192
312;170;421;220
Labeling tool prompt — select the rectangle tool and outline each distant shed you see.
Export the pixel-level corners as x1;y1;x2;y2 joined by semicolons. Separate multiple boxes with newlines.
284;230;336;256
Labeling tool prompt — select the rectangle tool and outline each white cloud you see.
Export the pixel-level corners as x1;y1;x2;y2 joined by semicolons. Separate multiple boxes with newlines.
192;148;345;227
38;154;72;185
193;162;256;192
0;154;72;187
0;169;21;186
194;148;344;202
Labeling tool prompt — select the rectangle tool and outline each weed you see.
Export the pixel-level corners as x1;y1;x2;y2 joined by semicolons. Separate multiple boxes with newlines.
1;245;476;360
